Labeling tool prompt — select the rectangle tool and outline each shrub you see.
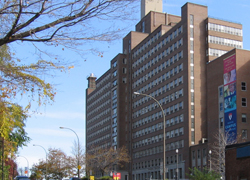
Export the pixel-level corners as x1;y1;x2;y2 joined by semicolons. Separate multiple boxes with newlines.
100;176;112;180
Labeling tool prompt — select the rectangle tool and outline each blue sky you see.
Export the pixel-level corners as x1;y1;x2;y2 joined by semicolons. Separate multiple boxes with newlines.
16;0;250;175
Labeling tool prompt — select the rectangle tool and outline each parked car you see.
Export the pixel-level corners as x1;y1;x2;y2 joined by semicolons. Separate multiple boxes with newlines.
69;177;81;180
15;176;30;180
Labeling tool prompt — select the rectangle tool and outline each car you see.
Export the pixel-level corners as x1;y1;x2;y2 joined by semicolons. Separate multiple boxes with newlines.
69;177;81;180
15;176;30;180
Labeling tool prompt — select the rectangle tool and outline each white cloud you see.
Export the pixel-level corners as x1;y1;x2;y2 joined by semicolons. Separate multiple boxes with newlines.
26;128;85;138
35;111;85;120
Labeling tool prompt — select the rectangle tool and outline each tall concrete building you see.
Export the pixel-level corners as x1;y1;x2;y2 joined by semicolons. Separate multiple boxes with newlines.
85;2;248;180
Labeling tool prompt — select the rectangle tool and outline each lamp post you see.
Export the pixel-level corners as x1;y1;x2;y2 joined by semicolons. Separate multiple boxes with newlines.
209;150;212;172
133;92;166;180
176;149;178;180
60;127;80;178
17;155;29;176
33;144;47;180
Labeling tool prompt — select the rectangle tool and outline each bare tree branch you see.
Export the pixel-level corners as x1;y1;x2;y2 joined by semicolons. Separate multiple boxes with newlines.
0;0;137;46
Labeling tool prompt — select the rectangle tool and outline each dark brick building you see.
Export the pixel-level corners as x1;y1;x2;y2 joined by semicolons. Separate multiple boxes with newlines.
85;1;249;180
226;142;250;180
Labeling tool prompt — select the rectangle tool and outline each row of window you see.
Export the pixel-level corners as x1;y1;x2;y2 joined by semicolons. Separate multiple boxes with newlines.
133;127;184;149
190;15;195;144
111;58;127;69
133;49;183;80
208;35;243;48
133;101;184;119
87;108;111;124
133;121;161;134
87;133;110;147
134;85;183;108
192;148;207;160
207;48;228;57
207;22;242;36
87;125;110;139
88;74;111;101
133;114;184;132
133;140;184;159
132;26;183;60
87;117;110;132
132;168;183;180
87;142;111;152
133;88;183;116
133;158;162;170
133;122;163;138
133;64;183;93
133;154;182;171
87;98;110;117
133;38;183;70
87;82;111;108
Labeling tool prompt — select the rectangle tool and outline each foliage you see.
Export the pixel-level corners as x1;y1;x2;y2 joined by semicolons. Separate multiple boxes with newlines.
0;0;136;173
31;148;75;179
86;146;130;177
0;103;30;157
0;0;137;159
187;167;221;180
0;44;61;158
100;176;112;180
0;44;65;107
82;176;89;180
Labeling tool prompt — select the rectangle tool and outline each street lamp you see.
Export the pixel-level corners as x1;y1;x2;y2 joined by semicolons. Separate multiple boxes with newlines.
209;150;212;172
33;144;48;180
133;92;166;180
17;155;29;176
176;149;178;180
60;127;80;178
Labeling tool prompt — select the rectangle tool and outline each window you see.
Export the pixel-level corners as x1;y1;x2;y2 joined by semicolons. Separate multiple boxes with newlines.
123;68;127;74
197;150;200;159
220;117;224;128
113;80;117;87
219;103;224;111
113;70;117;77
242;114;247;123
142;21;145;33
192;151;195;159
122;78;127;83
123;58;127;64
242;82;247;91
242;129;247;139
242;98;247;107
219;87;223;96
112;61;117;68
190;15;194;25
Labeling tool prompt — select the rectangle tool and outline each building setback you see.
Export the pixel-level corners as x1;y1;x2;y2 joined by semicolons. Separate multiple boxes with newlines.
85;1;249;180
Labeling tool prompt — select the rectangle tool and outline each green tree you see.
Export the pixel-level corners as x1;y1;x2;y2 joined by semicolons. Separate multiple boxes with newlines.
0;0;137;156
187;168;221;180
0;103;31;161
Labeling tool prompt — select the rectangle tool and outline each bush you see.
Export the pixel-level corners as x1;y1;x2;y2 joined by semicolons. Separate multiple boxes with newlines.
82;176;89;180
100;176;112;180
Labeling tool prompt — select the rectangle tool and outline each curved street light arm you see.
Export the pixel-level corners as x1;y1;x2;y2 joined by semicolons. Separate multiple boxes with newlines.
59;127;80;178
33;144;48;180
133;92;166;180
